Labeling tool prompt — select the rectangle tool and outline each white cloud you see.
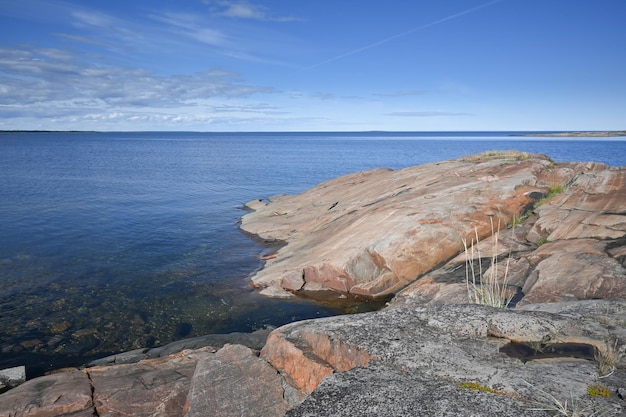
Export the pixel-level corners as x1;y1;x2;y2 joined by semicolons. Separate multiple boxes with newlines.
146;10;298;67
70;10;145;49
205;1;301;22
0;45;276;124
149;12;232;48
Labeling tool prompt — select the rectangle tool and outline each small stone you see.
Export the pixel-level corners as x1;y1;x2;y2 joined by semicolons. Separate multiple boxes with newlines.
259;286;294;298
281;270;305;291
72;328;97;338
51;320;72;334
20;339;44;349
0;365;26;392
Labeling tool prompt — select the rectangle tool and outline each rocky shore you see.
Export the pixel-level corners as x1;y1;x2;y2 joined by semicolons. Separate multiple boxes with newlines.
512;131;626;137
1;151;625;416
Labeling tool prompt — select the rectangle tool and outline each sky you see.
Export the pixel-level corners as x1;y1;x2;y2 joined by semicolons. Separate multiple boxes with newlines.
1;0;625;132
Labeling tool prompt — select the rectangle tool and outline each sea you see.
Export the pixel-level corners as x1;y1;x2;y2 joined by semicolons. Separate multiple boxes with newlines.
1;131;625;377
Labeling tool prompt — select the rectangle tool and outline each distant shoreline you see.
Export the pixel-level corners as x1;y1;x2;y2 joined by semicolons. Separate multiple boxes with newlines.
0;130;98;133
511;130;626;137
2;130;625;137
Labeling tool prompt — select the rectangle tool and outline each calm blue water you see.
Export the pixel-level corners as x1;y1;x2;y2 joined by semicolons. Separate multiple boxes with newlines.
1;131;625;376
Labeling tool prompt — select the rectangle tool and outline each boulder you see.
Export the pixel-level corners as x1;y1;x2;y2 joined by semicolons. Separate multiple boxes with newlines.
521;239;626;304
0;368;93;417
87;348;213;417
287;364;538;417
0;365;25;393
241;152;557;298
183;344;288;417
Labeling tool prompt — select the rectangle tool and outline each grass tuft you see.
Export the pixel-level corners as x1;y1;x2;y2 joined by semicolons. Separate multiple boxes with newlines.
462;218;513;308
587;384;611;398
460;150;533;162
523;381;614;417
595;340;622;378
459;381;504;395
537;236;550;246
536;183;566;207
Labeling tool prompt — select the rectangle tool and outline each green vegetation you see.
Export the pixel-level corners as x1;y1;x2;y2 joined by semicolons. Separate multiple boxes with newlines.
461;150;532;162
586;384;611;398
548;184;565;196
459;381;504;395
536;184;565;207
509;213;526;227
537;236;550;246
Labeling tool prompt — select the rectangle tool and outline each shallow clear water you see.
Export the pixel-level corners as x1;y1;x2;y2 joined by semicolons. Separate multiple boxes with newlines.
1;131;624;376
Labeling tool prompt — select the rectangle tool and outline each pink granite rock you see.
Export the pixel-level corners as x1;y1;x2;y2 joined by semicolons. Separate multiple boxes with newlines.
0;368;93;417
242;152;554;298
529;162;626;242
88;348;213;417
261;320;377;396
183;344;288;417
389;161;626;307
521;239;626;304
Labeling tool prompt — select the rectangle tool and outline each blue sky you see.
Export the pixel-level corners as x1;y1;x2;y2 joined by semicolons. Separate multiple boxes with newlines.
1;0;625;131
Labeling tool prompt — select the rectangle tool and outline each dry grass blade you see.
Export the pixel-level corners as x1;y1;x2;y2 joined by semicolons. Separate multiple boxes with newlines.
596;339;621;378
462;217;512;308
523;381;616;417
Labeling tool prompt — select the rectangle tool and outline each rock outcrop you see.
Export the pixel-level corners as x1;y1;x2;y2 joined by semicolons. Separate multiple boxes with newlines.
2;151;625;416
241;152;570;298
282;300;626;416
393;159;626;306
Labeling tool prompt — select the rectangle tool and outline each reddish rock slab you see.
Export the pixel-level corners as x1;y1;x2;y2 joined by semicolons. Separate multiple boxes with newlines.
242;152;554;298
393;162;626;307
261;319;377;396
529;163;626;242
520;239;626;304
0;368;93;417
88;348;213;417
183;344;288;417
